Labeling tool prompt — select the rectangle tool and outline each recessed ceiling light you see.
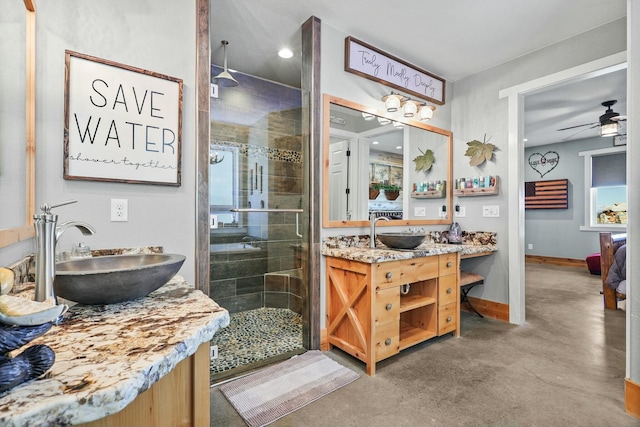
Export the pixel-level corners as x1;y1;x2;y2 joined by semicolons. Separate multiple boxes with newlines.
372;141;379;145
396;145;402;150
278;48;293;59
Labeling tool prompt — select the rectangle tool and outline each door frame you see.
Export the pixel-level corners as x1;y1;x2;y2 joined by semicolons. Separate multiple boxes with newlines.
498;51;627;325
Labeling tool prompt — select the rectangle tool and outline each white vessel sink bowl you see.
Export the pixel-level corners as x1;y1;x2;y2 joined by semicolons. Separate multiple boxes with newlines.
55;254;185;305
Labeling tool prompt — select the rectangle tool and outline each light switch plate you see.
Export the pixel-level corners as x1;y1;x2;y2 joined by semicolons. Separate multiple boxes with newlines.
455;206;466;217
482;205;499;217
414;207;426;217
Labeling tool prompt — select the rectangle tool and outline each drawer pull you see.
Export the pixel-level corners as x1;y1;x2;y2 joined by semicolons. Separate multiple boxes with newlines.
446;287;452;294
446;261;452;267
385;338;392;346
386;272;392;279
386;303;393;311
446;316;452;322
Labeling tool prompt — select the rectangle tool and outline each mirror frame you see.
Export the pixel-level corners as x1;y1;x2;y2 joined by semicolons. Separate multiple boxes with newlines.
322;94;452;228
0;1;36;249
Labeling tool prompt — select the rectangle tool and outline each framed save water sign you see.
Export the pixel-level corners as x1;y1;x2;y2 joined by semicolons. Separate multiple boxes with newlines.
64;50;183;186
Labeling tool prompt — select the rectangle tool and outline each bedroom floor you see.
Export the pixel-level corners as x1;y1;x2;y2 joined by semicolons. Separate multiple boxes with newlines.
211;263;635;427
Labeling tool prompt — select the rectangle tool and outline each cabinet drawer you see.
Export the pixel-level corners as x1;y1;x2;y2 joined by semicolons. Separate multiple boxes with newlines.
439;253;458;276
374;321;399;361
375;286;400;324
438;274;457;306
438;302;457;335
373;257;438;289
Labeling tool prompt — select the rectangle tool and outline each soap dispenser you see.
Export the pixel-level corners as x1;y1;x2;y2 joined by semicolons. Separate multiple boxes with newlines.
448;222;463;244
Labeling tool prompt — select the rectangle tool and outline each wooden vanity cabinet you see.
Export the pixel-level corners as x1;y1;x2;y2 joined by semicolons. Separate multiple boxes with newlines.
326;252;460;376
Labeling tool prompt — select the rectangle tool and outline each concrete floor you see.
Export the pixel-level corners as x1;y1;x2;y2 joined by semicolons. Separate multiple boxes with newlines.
210;264;636;426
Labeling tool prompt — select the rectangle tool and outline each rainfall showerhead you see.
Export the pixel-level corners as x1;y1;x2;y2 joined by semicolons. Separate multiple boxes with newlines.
212;40;238;87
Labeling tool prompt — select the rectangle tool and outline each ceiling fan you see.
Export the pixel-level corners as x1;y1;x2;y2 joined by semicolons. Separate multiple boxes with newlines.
557;100;627;140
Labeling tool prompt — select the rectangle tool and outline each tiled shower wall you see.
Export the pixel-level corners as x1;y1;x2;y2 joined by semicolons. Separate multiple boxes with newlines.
209;67;306;314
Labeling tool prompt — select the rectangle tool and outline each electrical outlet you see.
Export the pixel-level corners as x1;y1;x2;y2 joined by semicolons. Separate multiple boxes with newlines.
210;214;218;229
210;345;218;359
528;243;533;250
110;199;128;222
414;207;426;217
455;206;466;217
210;83;219;98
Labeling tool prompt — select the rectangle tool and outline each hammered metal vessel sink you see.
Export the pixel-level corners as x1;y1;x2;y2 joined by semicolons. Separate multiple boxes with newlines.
377;232;427;250
55;254;185;305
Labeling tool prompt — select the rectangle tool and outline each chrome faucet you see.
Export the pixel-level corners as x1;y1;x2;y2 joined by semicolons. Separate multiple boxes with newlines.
33;200;96;302
369;211;390;248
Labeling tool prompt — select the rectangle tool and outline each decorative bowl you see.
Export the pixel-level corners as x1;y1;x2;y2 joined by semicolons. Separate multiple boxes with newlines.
377;232;427;249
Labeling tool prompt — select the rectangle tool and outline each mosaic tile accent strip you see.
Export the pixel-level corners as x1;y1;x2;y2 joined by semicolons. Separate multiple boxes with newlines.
210;308;303;378
212;139;301;163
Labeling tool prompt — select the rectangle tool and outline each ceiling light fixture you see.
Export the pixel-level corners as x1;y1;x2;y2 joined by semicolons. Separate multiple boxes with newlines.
402;100;421;118
278;48;293;59
212;40;238;87
600;121;618;137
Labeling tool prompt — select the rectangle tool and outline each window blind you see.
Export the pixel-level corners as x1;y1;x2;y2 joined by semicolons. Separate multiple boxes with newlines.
592;152;626;187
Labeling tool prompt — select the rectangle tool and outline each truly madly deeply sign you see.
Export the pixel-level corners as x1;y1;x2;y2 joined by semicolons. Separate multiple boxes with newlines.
64;50;183;186
345;37;445;105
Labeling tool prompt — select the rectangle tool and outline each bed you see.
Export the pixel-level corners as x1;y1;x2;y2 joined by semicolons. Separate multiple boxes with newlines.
599;232;627;310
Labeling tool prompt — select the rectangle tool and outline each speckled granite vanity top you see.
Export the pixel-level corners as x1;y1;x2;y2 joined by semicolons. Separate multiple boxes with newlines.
0;276;229;427
322;233;497;263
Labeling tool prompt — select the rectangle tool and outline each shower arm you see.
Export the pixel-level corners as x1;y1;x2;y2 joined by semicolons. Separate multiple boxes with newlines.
230;208;304;238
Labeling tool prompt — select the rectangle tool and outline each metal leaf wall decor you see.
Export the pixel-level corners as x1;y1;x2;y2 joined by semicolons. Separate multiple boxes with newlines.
464;134;495;166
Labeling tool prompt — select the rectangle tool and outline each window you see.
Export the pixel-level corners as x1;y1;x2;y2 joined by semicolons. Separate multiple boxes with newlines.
579;146;627;231
210;144;239;225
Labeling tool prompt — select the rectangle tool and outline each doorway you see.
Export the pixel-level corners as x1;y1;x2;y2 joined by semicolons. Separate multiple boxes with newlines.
499;52;627;324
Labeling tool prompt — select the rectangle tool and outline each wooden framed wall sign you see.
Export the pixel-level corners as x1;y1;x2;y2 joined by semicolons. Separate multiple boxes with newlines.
345;36;445;105
64;50;183;186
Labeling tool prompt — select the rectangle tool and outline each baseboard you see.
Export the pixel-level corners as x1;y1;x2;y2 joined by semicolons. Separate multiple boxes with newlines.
626;378;640;419
462;296;509;322
525;255;586;269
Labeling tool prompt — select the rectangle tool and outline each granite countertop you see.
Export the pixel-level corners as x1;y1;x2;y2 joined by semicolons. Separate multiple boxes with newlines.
322;234;497;263
0;276;230;427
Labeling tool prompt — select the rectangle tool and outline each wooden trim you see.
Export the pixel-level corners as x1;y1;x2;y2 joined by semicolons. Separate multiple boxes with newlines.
320;328;329;351
195;0;210;295
192;343;210;427
301;15;322;351
461;296;509;322
626;378;640;419
525;255;586;269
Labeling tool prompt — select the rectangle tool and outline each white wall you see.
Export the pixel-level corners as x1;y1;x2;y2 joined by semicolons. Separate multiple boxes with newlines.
0;0;198;283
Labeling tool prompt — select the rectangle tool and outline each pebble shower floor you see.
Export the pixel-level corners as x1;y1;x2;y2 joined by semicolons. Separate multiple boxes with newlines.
209;308;303;383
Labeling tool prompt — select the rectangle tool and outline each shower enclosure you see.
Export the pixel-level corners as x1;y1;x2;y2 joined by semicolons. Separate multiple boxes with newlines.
208;65;310;381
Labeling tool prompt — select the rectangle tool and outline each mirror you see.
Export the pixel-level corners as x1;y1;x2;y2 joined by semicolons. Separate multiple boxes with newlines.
323;95;452;228
0;1;35;248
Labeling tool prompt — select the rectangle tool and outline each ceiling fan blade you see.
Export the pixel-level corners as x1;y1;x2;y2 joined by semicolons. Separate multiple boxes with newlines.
611;115;627;122
561;124;599;142
557;122;599;131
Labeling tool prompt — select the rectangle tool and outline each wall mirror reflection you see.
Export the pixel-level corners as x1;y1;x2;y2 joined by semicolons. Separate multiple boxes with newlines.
323;95;452;228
